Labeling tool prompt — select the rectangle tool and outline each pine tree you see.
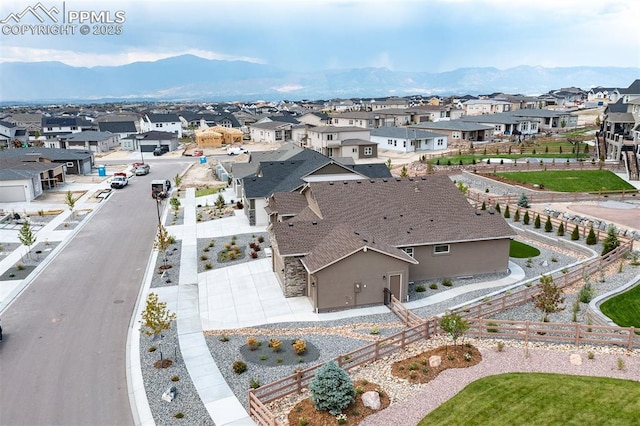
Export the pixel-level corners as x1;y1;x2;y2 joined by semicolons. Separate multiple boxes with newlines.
18;220;36;258
601;225;620;255
513;209;520;222
557;222;565;236
571;225;580;241
495;203;501;213
400;165;408;178
534;214;541;229
517;193;530;208
481;201;486;210
309;361;355;415
544;216;553;232
523;211;530;225
503;205;510;218
586;225;597;245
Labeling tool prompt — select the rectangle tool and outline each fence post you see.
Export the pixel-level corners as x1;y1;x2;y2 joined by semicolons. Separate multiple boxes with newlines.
296;370;302;394
374;341;379;360
629;327;635;351
575;323;580;346
478;318;483;339
525;321;530;346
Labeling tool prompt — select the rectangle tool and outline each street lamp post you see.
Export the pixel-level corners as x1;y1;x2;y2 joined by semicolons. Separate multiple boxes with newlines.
155;196;162;227
136;134;145;164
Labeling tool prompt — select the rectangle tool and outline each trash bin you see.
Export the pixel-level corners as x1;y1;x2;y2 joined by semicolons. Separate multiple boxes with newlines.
199;156;207;164
98;165;106;176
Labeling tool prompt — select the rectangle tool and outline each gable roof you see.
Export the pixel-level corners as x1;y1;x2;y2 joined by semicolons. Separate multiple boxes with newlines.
411;120;494;132
620;79;640;95
243;148;390;198
0;147;92;161
64;130;115;141
370;127;447;139
98;121;137;133
123;130;177;141
146;113;180;123
272;175;516;258
0;158;61;181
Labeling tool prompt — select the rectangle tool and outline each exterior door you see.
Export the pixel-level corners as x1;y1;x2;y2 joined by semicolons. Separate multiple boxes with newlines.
389;274;401;299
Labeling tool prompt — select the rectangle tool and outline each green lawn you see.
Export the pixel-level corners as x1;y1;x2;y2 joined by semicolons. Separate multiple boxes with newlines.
419;373;640;426
429;152;589;166
509;240;540;258
195;187;221;197
600;283;640;328
496;170;636;192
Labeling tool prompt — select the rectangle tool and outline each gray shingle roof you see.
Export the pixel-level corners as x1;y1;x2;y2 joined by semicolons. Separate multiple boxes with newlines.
146;113;180;123
370;127;447;139
98;121;137;133
411;121;493;131
273;175;516;259
65;131;115;141
0;147;92;161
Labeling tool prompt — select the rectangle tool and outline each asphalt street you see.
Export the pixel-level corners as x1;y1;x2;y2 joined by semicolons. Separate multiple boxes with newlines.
0;160;189;425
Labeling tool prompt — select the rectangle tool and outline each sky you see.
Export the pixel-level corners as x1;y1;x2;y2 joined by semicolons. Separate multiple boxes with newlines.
0;0;639;72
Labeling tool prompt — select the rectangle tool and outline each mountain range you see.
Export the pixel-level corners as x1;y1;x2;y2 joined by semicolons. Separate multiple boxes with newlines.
1;54;638;104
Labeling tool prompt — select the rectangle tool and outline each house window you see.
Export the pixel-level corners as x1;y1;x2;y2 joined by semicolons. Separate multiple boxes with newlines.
393;140;397;146
349;120;354;125
388;139;393;145
327;134;333;141
452;132;460;138
352;148;357;153
404;248;414;258
403;141;406;148
364;146;372;156
434;244;450;254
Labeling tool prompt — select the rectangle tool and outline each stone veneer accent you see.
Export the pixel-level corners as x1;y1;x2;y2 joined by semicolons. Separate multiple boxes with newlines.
283;256;307;297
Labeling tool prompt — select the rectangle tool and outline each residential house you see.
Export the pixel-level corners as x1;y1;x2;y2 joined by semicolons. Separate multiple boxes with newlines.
306;126;371;158
268;175;515;311
141;113;182;138
410;121;494;148
62;131;120;153
367;97;408;111
0;147;93;175
463;99;512;116
0;158;66;202
0;120;29;148
600;80;640;172
121;131;179;152
6;113;42;136
330;112;374;129
249;121;294;143
242;148;391;226
98;121;138;141
370;127;447;153
297;112;330;127
41;116;95;139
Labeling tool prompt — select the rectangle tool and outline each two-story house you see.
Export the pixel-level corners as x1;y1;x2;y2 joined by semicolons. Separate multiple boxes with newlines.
141;113;182;138
41;116;95;139
306;126;372;158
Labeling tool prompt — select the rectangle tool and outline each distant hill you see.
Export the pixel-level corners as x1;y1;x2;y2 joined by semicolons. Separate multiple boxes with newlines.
1;54;638;103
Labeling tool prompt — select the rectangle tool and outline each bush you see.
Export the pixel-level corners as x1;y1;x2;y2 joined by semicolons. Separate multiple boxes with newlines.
247;336;259;350
429;283;438;290
578;282;595;303
544;216;553;232
503;205;510;218
250;378;260;389
557;222;565;236
171;375;180;382
309;361;355;415
534;214;541;229
601;225;620;255
523;211;530;225
257;236;265;243
517;193;530;208
232;360;247;374
442;278;453;287
268;338;282;352
204;262;212;270
486;322;499;333
415;284;426;292
293;339;307;355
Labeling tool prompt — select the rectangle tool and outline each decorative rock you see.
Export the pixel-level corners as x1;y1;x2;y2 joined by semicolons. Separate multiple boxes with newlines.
162;386;177;402
361;391;381;410
429;355;442;367
569;354;582;366
541;260;549;267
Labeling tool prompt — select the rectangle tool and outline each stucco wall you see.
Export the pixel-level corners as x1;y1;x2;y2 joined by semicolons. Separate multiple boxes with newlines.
313;249;408;312
408;239;511;281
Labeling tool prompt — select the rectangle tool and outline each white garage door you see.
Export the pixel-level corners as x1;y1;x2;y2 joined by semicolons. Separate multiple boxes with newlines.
0;186;26;202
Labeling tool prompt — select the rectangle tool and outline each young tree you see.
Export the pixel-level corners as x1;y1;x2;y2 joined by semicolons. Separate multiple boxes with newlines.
456;180;468;196
169;197;181;215
503;205;510;218
139;292;176;361
534;275;565;322
557;222;565;237
174;173;182;189
386;158;392;170
439;312;470;346
523;210;530;225
586;225;597;245
18;220;37;258
309;360;355;416
571;225;580;241
517;193;530;208
215;193;226;210
495;203;501;213
481;201;486;210
154;224;173;269
400;165;409;178
534;214;541;229
601;224;620;256
65;190;77;219
544;216;553;232
513;209;520;222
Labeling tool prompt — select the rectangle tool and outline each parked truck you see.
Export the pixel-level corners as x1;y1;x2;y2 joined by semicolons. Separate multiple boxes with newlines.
110;172;129;189
151;179;172;199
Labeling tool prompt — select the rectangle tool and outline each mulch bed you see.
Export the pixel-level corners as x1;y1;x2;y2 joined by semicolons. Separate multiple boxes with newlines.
288;380;390;426
240;338;320;367
391;344;482;384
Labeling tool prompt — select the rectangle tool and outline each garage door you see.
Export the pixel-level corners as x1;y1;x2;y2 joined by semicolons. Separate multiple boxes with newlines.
0;185;26;202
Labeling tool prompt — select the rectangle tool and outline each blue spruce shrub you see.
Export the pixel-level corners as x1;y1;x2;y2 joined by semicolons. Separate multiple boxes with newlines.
308;360;355;415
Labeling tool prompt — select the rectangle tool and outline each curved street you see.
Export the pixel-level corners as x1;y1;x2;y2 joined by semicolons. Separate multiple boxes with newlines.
0;160;187;425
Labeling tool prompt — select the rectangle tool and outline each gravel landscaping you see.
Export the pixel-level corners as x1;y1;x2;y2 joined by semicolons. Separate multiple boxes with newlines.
196;232;269;273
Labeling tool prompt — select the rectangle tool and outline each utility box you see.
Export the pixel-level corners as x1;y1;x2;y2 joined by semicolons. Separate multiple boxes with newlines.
98;165;106;176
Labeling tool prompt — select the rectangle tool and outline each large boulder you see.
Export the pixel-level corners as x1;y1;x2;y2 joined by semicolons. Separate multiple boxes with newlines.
429;355;442;367
361;391;381;410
